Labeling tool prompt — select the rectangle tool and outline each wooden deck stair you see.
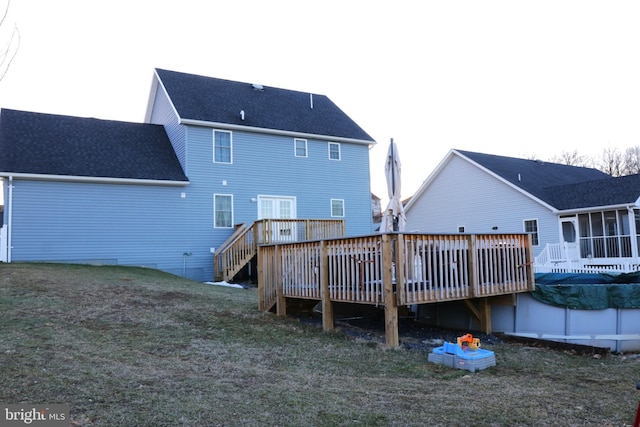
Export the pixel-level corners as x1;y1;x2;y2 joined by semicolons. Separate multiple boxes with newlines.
214;219;346;283
213;223;256;282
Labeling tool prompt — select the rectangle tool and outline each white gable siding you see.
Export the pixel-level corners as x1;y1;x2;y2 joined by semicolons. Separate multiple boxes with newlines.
406;155;557;257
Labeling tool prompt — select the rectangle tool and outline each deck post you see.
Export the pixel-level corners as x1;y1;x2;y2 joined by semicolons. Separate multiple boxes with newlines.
467;234;479;297
320;240;334;331
382;233;399;348
526;234;535;290
275;245;286;317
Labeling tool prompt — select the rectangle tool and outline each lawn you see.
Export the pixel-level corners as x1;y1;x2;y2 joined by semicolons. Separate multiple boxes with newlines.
1;262;639;426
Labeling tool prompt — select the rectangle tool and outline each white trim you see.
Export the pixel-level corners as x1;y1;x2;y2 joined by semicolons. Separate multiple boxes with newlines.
330;199;345;217
294;138;308;158
328;142;341;161
213;193;234;228
257;195;297;219
181;118;374;146
213;129;233;164
0;172;189;187
523;218;539;246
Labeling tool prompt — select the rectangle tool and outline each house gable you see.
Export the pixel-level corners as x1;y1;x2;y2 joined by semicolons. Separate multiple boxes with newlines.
149;69;375;144
405;153;557;238
0;109;188;183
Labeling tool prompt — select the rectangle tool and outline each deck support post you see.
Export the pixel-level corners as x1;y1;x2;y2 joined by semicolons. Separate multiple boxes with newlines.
463;298;492;334
320;240;334;331
275;245;287;317
382;234;399;348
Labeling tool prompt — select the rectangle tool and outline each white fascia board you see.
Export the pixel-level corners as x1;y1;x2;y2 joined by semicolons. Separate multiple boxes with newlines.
180;118;375;146
0;172;189;187
557;203;639;215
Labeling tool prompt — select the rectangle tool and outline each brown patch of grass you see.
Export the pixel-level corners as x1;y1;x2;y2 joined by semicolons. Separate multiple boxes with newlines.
1;262;639;426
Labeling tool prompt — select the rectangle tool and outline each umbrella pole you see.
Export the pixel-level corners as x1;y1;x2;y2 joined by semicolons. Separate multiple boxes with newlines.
390;138;398;232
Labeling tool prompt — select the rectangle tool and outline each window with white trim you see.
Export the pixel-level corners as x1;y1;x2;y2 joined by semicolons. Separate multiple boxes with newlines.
331;199;345;217
328;142;341;160
524;219;539;246
213;130;232;164
214;194;233;228
294;138;307;157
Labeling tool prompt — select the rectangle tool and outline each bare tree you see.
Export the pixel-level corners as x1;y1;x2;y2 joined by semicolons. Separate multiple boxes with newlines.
622;145;640;175
0;0;19;81
598;147;624;177
549;149;593;167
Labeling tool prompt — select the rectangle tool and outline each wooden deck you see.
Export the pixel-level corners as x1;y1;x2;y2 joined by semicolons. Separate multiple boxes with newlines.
258;232;535;347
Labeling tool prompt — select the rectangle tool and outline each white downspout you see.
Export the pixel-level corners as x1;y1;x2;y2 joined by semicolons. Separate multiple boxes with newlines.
7;176;13;263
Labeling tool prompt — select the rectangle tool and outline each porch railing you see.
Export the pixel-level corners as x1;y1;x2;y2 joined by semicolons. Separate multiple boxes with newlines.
258;232;535;345
215;219;345;282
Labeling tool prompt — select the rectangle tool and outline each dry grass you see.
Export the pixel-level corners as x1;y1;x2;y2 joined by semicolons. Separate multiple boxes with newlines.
1;262;639;426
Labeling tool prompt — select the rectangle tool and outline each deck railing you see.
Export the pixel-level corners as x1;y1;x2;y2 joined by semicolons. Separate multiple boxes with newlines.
258;232;535;346
215;219;345;282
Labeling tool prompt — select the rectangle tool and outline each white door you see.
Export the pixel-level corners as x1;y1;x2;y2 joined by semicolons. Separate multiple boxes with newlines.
258;196;297;242
561;218;580;261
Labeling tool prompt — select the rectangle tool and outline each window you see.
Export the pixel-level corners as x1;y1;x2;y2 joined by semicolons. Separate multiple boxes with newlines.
328;142;341;160
523;219;539;246
457;226;465;233
294;139;307;157
331;199;345;217
213;130;232;164
214;194;233;228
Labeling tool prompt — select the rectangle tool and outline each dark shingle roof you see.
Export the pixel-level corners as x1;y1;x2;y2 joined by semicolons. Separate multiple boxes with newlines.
155;68;374;142
545;174;640;209
456;149;640;209
0;109;188;182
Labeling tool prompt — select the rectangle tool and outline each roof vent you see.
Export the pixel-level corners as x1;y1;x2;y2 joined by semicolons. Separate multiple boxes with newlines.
252;83;264;91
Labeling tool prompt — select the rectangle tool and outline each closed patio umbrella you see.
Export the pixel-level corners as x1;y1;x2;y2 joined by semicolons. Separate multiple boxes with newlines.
380;139;406;232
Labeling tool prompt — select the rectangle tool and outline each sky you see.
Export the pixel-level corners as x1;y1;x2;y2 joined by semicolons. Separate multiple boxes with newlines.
1;1;640;205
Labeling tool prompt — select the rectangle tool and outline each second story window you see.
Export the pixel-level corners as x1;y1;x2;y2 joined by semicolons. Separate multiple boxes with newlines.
328;142;341;160
213;130;232;164
294;139;307;157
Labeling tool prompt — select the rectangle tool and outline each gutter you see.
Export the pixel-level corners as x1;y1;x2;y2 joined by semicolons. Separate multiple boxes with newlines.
556;203;638;215
0;172;189;187
180;118;376;147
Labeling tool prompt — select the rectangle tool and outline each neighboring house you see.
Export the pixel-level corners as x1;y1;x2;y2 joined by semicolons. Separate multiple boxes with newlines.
0;69;375;281
405;149;640;273
371;193;382;230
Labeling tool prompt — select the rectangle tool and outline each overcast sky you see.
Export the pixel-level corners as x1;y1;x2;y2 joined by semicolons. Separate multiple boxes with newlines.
1;1;640;204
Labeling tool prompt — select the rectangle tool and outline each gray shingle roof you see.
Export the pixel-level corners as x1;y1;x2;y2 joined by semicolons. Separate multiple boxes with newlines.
155;68;375;142
456;149;640;209
0;109;188;182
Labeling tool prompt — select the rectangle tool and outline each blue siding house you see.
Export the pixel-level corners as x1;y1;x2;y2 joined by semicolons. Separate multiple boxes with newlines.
0;69;375;281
